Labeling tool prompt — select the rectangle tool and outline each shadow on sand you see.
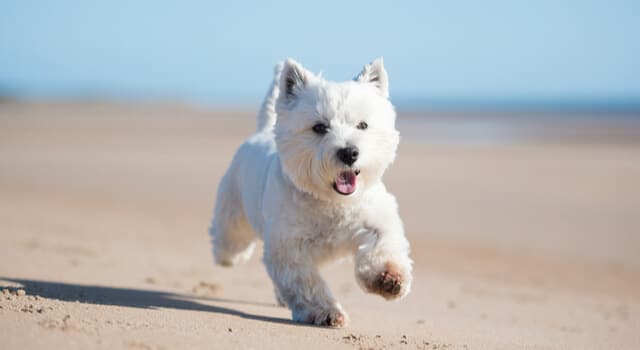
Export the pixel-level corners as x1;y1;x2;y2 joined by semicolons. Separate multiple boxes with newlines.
0;277;297;326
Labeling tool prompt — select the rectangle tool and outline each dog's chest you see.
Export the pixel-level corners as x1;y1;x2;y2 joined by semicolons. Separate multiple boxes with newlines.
292;198;365;258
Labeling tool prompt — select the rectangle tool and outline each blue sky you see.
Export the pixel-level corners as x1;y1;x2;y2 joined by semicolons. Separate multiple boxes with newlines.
1;0;639;107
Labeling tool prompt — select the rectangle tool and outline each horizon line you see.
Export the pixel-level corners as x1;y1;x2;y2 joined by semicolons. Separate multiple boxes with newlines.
1;92;639;114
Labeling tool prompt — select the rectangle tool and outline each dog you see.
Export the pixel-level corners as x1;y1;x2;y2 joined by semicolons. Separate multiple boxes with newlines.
209;58;412;327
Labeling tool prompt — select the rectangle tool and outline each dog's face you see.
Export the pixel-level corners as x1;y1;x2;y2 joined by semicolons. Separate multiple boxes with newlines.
275;59;399;202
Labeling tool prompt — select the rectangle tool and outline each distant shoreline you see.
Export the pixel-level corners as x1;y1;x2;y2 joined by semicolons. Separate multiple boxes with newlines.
1;94;639;116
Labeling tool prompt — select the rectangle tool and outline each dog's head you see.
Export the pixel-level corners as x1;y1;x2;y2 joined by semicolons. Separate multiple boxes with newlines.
275;58;399;202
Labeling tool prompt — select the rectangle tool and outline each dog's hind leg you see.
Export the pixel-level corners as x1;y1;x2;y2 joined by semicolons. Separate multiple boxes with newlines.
209;174;257;267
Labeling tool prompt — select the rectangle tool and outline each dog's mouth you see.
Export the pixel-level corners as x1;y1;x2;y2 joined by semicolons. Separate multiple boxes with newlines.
333;169;360;196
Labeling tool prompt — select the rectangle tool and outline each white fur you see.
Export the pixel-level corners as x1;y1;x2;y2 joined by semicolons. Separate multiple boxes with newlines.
209;58;413;327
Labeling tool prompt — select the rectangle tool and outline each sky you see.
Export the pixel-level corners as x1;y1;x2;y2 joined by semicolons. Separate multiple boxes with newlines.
1;0;639;108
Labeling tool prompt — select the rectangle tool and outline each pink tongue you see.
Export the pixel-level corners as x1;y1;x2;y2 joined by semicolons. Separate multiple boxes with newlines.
336;171;357;194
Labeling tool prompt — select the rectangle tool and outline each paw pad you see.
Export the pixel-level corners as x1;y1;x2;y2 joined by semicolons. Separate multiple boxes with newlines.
375;270;402;296
364;261;406;299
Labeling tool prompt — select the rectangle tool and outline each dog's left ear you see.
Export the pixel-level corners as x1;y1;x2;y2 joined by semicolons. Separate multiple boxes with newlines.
354;58;389;98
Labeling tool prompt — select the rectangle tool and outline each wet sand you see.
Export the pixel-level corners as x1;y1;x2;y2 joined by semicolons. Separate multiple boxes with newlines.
1;101;639;349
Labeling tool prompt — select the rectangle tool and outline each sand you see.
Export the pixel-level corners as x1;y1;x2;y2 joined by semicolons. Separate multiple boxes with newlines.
1;101;639;349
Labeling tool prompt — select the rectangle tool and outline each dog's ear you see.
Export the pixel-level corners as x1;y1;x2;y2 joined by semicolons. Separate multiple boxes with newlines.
280;59;309;103
354;58;389;98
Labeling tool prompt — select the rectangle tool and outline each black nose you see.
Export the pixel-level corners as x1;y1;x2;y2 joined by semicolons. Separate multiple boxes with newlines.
337;146;359;166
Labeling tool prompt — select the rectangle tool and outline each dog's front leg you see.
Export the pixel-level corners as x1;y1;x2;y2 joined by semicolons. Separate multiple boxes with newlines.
263;243;347;327
354;217;413;300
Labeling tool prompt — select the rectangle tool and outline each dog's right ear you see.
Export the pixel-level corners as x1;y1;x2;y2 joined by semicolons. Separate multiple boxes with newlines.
280;59;309;103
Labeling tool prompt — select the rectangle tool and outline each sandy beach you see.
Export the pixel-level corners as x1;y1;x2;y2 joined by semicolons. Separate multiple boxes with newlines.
1;101;639;349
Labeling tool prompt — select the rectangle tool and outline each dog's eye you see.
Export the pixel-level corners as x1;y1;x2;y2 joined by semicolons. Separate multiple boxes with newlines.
357;121;368;130
312;123;329;135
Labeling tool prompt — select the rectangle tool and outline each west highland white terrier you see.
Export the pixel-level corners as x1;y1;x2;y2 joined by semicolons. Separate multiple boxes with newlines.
209;58;412;327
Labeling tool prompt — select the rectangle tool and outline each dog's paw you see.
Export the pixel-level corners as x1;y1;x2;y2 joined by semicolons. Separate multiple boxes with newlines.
316;309;347;328
293;306;348;328
374;267;403;297
359;261;411;300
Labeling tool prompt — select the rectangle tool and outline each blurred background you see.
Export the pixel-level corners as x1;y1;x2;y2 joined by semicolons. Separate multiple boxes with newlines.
1;0;639;266
1;0;639;108
2;0;640;267
1;1;640;348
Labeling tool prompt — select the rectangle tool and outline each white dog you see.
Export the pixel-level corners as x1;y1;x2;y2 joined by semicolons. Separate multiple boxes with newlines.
209;58;412;327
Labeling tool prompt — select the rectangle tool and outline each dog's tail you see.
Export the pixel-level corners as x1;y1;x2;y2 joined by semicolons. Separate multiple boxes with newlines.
256;61;284;132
